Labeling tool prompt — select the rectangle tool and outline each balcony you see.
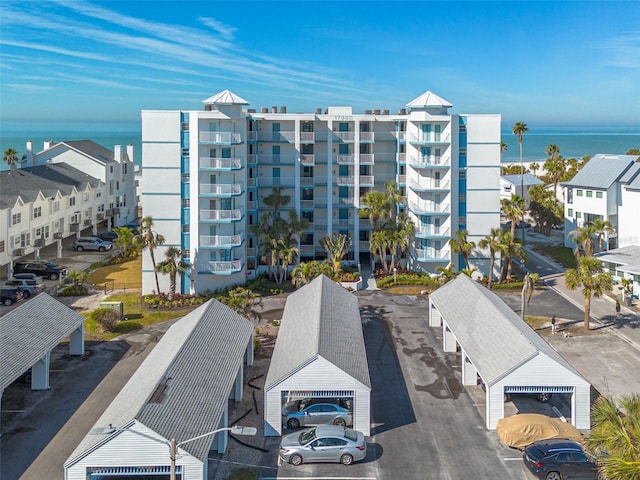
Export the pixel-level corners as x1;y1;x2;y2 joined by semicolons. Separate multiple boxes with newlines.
397;153;406;164
409;179;450;192
408;201;450;215
413;248;450;262
300;154;315;166
259;176;296;187
359;154;375;165
409;155;450;169
300;132;315;143
258;154;296;165
398;175;406;185
359;241;370;251
263;131;295;143
409;133;450;145
246;247;256;257
359;132;374;142
300;177;314;187
393;131;407;142
201;260;243;274
199;131;243;144
415;227;450;238
199;235;243;249
199;184;243;197
200;209;243;223
247;178;256;187
338;197;355;206
334;131;355;142
335;219;353;228
199;157;243;171
337;176;354;186
300;245;315;256
300;200;314;210
336;154;355;165
360;175;374;186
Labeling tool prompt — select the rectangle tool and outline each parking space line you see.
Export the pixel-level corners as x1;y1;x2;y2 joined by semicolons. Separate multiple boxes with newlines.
260;478;377;480
504;457;522;461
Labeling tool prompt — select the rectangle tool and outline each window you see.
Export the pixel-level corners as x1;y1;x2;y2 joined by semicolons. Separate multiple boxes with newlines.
33;207;42;219
182;224;190;233
181;122;189;131
183;249;190;258
84;192;90;202
122;163;128;174
459;124;467;133
0;240;4;253
20;232;30;247
12;213;21;225
96;190;102;198
567;188;573;204
182;199;190;208
69;197;76;207
182;147;189;157
576;212;582;218
110;165;114;174
577;189;583;196
568;208;573;217
459;148;466;156
459;194;466;202
596;191;603;199
182;173;190;183
459;170;467;179
586;190;593;198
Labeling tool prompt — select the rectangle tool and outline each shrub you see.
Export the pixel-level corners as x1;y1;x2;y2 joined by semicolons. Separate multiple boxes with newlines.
91;307;120;333
340;271;361;282
271;320;280;327
376;273;437;289
58;285;88;296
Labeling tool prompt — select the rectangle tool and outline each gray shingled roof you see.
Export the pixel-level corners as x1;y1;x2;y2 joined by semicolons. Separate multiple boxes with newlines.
0;294;85;389
429;275;586;387
265;275;371;391
67;299;253;464
502;173;544;186
0;163;101;210
562;154;637;189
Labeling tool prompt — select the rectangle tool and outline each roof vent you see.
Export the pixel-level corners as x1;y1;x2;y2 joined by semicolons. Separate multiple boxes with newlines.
271;106;277;113
365;109;372;115
399;108;407;115
316;108;322;114
373;109;381;115
383;109;390;115
280;106;287;113
247;108;256;113
261;107;268;113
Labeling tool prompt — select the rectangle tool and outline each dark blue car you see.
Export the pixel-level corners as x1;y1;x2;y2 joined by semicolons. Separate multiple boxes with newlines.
523;438;598;480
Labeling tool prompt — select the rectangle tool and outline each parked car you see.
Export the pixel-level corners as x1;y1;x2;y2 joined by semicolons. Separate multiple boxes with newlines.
72;236;113;252
4;277;45;298
279;425;366;466
11;272;43;281
496;413;584;449
523;438;598;480
1;286;23;306
283;397;352;414
98;231;119;241
13;260;67;280
283;402;353;429
505;392;553;403
125;221;140;234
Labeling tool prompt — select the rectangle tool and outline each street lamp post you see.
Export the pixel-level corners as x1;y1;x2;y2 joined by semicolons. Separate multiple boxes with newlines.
393;267;397;283
169;425;257;480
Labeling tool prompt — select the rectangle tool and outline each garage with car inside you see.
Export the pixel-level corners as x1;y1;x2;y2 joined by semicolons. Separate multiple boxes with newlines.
264;275;371;437
428;275;591;430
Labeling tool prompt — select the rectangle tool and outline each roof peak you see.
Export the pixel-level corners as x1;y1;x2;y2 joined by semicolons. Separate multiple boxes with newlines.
203;89;249;105
406;90;452;109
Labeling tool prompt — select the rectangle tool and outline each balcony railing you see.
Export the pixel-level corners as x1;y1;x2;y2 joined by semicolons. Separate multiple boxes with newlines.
336;154;355;165
359;241;370;251
360;175;374;186
200;209;242;222
265;131;295;142
300;132;315;143
408;202;450;214
397;153;406;163
413;248;450;261
246;247;256;257
409;155;450;168
415;227;450;237
393;131;407;141
359;154;374;164
199;157;243;170
359;132;374;142
300;245;315;255
398;175;406;184
300;177;314;187
300;154;315;166
200;235;243;248
258;154;296;164
334;131;355;142
339;197;355;205
199;184;243;196
410;133;450;144
337;176;354;186
336;219;353;227
203;260;243;274
199;132;243;144
300;200;314;210
259;176;296;187
409;180;450;191
247;178;256;187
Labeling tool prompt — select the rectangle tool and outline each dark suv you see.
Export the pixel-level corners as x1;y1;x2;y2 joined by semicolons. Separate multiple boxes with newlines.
1;286;23;306
14;260;68;280
523;438;598;480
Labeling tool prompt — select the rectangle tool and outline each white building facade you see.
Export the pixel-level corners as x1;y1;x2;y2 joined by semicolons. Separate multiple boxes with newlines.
141;89;501;295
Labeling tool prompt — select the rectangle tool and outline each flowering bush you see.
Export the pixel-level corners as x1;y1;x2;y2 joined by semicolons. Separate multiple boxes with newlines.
143;293;205;309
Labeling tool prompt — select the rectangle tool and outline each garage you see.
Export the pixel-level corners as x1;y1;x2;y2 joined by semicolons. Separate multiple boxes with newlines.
264;275;371;436
429;275;591;430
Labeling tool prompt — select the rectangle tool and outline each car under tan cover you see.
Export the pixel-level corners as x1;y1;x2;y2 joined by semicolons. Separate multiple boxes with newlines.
496;413;584;449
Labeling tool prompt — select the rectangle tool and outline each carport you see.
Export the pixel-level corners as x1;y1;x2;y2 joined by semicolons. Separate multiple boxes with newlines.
264;275;371;436
0;294;85;412
64;299;254;480
428;275;591;430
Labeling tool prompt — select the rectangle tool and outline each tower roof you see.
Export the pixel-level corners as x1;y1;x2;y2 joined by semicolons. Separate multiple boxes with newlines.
202;89;249;105
406;90;452;109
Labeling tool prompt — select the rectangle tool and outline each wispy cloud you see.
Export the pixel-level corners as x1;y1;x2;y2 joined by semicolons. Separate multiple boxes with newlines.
598;31;640;70
199;17;237;39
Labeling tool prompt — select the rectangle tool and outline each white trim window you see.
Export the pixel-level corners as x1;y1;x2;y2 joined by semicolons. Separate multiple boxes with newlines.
12;212;21;225
33;206;42;219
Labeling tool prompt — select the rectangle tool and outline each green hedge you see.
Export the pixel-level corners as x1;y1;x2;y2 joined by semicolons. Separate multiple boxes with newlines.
490;281;524;290
377;273;438;289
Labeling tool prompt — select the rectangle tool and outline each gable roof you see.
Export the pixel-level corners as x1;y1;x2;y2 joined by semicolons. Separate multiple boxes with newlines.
265;275;371;391
67;299;253;464
0;294;85;389
203;89;250;105
429;275;587;387
562;154;637;189
502;173;545;187
406;90;452;109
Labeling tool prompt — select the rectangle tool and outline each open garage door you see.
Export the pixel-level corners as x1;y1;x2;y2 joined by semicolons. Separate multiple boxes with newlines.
283;390;354;411
504;386;574;394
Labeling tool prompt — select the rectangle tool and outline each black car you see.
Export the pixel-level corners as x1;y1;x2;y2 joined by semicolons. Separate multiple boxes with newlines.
98;231;119;241
523;438;599;480
1;286;23;306
13;260;68;280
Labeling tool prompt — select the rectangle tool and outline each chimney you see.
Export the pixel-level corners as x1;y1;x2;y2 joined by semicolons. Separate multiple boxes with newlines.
114;145;122;163
261;107;268;113
280;106;287;113
26;140;34;167
44;141;53;150
127;144;134;165
316;108;322;115
271;106;277;113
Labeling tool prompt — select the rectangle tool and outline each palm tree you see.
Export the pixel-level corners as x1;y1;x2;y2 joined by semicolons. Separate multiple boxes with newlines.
565;256;613;331
479;228;508;289
360;190;388;231
544;150;566;198
395;212;416;267
500;141;508;162
436;263;457;285
112;226;135;258
529;162;540;177
520;272;539;320
291;260;335;287
263;186;291;217
67;270;88;287
569;224;597;258
590;217;615;253
278;243;299;283
512;121;529;195
218;287;262;322
501;195;526;243
369;229;391;273
156;246;188;298
505;236;527;282
449;230;476;270
2;148;21;170
586;393;640;480
135;216;165;294
319;233;351;275
385;181;401;222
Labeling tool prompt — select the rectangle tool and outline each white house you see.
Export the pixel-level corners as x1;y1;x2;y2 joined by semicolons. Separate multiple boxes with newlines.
263;275;371;436
500;173;544;203
596;245;640;298
64;299;254;480
429;275;591;430
141;88;501;295
562;154;640;251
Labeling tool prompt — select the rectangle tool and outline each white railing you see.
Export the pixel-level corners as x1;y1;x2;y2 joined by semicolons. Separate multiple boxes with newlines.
339;197;355;205
337;219;352;227
408;201;450;214
414;248;450;260
200;235;242;247
337;176;354;185
300;200;314;209
300;177;314;187
200;209;242;221
409;155;450;168
199;184;242;195
359;154;375;164
410;133;450;144
205;260;242;273
247;178;256;187
199;157;243;170
259;176;296;187
259;154;296;164
199;131;242;143
337;154;355;165
410;180;450;190
415;227;450;237
300;132;315;143
398;175;406;184
264;131;295;142
359;175;374;185
300;154;314;165
359;132;374;142
334;131;355;142
393;131;407;141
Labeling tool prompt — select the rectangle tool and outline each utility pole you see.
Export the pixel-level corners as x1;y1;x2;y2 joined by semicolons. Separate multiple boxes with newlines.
169;438;177;480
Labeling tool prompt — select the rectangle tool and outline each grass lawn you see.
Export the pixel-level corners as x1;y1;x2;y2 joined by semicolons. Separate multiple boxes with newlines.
536;245;576;269
87;255;142;288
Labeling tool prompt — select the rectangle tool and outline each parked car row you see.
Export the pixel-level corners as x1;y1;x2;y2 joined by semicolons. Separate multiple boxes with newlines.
4;277;45;298
14;260;67;280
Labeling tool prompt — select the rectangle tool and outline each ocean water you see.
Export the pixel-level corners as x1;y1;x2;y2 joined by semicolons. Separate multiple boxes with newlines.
1;122;638;171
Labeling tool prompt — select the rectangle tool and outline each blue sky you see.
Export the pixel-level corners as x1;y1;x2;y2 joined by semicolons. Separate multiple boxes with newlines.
1;0;639;128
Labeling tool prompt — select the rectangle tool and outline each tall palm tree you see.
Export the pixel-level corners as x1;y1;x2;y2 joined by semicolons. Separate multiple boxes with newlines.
520;272;539;320
500;141;508;163
395;212;416;267
479;227;508;289
529;162;540;177
501;195;526;244
3;148;20;170
590;217;616;253
369;229;391;273
544;149;566;198
449;230;476;270
135;216;165;294
565;256;613;331
360;190;388;231
505;235;527;282
569;224;597;258
156;246;188;298
263;186;291;216
586;393;640;480
385;181;401;222
512;121;529;196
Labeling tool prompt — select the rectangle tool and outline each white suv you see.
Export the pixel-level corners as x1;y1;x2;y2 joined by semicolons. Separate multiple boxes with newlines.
72;236;113;252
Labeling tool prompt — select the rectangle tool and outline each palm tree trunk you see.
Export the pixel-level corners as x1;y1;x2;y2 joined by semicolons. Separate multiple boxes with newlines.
488;255;495;289
169;274;176;299
584;295;591;331
150;248;160;294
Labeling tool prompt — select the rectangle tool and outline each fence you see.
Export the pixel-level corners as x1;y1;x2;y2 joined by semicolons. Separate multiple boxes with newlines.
94;281;142;295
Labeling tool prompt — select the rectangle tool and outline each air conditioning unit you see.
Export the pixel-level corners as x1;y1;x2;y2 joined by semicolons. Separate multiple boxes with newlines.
53;232;63;239
97;213;104;220
70;223;80;232
13;248;25;256
34;239;45;248
84;219;92;226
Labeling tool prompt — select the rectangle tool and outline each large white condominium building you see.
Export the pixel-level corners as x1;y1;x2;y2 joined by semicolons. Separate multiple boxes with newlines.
141;89;501;295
